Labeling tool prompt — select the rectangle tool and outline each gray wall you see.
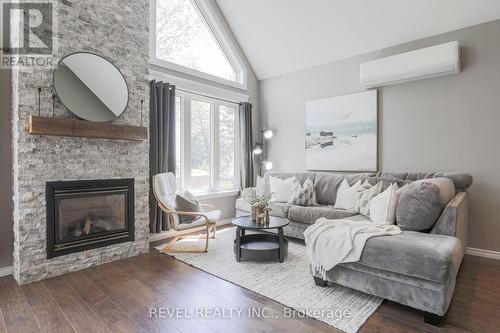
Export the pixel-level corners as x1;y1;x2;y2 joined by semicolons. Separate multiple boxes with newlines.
0;69;13;268
260;19;500;253
201;195;236;220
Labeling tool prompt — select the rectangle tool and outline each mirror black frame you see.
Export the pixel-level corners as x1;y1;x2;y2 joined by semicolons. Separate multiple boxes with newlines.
53;51;130;122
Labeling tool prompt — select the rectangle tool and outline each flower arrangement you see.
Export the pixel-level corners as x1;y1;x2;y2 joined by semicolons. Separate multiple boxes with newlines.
242;188;273;222
241;188;272;206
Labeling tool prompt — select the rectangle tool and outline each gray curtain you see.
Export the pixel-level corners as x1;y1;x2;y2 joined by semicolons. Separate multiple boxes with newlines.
149;80;176;233
239;102;254;189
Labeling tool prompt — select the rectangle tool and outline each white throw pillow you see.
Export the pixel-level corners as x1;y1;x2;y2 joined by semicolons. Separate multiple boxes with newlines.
256;175;269;196
333;179;362;211
370;183;400;224
354;181;383;216
288;178;317;206
269;176;295;203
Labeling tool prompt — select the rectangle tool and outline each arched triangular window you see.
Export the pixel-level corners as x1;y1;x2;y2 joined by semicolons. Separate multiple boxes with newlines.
152;0;246;88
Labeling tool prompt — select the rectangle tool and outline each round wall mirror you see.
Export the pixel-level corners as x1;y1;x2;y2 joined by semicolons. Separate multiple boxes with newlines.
53;52;129;122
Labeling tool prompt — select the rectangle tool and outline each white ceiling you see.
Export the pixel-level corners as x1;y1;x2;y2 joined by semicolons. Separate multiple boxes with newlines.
216;0;500;79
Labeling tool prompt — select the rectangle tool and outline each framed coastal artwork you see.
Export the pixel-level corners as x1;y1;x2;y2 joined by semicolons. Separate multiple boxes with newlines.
305;90;378;172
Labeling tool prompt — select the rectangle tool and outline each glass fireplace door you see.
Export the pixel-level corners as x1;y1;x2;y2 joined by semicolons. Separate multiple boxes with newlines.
56;192;127;243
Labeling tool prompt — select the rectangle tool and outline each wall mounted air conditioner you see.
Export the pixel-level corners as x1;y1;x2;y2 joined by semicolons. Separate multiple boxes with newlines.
360;41;460;88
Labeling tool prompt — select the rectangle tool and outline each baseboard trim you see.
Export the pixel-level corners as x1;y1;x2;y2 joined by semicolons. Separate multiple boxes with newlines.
465;247;500;260
149;219;232;243
0;266;13;277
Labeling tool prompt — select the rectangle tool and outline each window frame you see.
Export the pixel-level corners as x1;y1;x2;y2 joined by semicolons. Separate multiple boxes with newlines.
150;0;248;90
176;90;240;195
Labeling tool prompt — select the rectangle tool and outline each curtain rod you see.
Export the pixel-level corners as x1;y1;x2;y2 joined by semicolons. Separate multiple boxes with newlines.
175;87;242;105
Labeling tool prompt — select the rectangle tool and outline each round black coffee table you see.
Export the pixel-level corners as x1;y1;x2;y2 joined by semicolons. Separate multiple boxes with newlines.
232;215;289;263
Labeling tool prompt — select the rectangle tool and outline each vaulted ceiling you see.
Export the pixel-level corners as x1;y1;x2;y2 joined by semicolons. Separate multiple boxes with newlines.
216;0;500;79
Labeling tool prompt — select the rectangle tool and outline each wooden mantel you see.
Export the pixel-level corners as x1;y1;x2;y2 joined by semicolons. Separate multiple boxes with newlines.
28;116;148;141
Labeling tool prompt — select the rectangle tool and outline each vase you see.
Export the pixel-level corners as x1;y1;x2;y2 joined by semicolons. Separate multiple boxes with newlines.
251;204;265;221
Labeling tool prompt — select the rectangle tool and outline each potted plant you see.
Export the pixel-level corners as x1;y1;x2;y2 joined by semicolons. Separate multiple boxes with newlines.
241;188;273;221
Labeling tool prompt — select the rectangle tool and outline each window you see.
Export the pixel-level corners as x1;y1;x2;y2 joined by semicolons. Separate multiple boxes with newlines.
190;99;211;190
151;0;246;88
176;91;239;194
218;105;236;189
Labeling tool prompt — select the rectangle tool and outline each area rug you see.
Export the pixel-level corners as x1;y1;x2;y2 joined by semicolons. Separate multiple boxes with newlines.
156;227;382;333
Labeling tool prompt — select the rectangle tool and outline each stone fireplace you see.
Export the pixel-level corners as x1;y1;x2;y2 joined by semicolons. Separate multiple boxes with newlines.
46;179;135;258
10;0;150;284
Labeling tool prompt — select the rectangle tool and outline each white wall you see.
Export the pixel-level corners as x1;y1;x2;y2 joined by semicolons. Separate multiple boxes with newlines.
259;19;500;253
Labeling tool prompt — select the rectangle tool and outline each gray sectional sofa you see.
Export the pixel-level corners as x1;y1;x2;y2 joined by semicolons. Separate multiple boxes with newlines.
235;171;472;324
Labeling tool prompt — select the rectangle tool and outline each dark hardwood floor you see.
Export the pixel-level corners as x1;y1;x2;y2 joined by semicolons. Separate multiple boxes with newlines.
0;240;499;333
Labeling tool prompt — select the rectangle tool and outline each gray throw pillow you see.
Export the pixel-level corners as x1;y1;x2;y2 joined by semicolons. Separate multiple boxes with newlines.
314;173;371;205
396;178;455;231
314;173;344;205
366;176;411;191
175;192;201;224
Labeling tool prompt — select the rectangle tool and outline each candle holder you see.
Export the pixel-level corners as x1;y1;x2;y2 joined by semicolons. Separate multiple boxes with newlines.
140;99;144;126
37;87;41;116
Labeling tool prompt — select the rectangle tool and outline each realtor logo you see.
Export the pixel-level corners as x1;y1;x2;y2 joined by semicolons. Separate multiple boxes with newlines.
1;0;57;68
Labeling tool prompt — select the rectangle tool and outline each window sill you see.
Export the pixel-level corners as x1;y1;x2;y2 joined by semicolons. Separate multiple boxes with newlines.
149;69;249;102
150;59;247;91
192;189;240;200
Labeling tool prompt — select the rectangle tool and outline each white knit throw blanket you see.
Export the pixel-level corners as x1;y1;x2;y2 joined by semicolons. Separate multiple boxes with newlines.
304;218;402;279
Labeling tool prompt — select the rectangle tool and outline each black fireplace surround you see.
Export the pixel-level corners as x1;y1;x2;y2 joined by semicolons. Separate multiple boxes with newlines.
46;179;135;258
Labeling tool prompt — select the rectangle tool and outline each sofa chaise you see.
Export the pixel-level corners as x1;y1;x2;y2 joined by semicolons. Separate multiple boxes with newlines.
235;171;472;324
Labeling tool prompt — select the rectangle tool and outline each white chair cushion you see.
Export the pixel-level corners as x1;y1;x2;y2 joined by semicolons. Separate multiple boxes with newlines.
154;173;179;226
154;173;176;210
204;209;221;221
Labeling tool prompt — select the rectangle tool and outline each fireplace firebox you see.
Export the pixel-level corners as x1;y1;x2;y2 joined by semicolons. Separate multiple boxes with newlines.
46;179;135;258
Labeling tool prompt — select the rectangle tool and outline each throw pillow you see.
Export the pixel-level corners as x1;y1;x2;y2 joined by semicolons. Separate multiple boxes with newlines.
175;191;201;224
396;183;409;197
288;178;317;206
269;176;295;203
314;173;345;205
354;181;383;216
256;175;269;196
333;179;362;211
366;176;412;191
396;178;455;231
370;183;399;224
